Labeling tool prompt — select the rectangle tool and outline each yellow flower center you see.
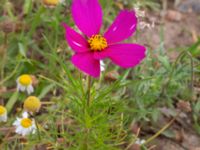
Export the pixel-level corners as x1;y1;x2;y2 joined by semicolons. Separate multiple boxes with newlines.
24;96;41;113
0;106;6;115
21;118;32;128
19;74;32;86
88;34;108;51
43;0;60;6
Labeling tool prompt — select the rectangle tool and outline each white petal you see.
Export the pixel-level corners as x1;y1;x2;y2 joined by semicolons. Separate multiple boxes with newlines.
13;119;20;126
17;118;22;122
16;83;20;92
18;84;26;92
2;115;7;122
28;127;34;135
16;78;19;84
27;85;34;95
100;60;105;72
31;122;36;133
16;126;23;134
22;112;29;118
0;113;7;122
32;128;36;134
22;128;30;136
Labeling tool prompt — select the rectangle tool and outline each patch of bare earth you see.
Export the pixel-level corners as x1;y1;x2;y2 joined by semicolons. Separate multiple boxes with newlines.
135;0;200;149
137;0;200;61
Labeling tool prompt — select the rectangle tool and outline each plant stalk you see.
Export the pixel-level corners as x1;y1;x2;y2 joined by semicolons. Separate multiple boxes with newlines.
35;118;41;141
142;111;180;145
86;75;92;107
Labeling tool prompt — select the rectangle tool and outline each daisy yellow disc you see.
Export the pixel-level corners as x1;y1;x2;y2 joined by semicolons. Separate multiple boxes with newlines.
43;0;59;6
0;105;6;115
19;74;32;86
24;96;41;113
21;118;32;128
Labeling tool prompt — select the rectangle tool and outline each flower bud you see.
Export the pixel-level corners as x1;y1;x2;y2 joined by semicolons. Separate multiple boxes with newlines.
23;96;41;113
43;0;61;7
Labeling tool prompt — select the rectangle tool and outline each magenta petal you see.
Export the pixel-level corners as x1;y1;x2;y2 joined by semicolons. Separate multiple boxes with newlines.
94;44;146;68
71;52;100;77
62;23;89;53
104;10;137;44
72;0;103;37
93;49;109;60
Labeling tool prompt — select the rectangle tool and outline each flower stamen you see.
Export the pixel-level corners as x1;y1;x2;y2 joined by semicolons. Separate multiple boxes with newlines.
19;74;32;86
43;0;60;6
0;106;6;115
20;118;32;128
88;34;107;51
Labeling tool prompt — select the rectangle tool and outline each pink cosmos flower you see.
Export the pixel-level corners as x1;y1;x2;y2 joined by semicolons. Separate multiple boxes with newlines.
62;0;146;78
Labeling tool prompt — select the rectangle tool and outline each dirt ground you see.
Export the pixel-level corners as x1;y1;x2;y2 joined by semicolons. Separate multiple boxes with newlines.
135;0;200;150
138;0;200;60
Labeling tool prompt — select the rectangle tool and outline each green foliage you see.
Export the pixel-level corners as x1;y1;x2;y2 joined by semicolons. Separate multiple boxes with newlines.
0;0;199;149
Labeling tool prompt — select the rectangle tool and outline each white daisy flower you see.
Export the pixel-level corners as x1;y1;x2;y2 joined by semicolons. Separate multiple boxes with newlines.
16;74;34;95
100;60;105;72
13;112;36;136
0;105;7;122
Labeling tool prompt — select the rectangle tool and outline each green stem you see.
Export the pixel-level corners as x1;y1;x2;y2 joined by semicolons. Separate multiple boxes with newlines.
35;119;41;141
185;51;194;91
86;75;92;107
83;75;92;150
142;111;180;145
1;33;8;80
0;62;20;86
83;128;89;150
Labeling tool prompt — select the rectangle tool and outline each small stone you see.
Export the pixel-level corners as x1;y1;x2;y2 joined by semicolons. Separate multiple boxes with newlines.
165;10;182;22
177;100;192;112
128;144;140;150
177;0;200;14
